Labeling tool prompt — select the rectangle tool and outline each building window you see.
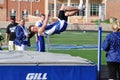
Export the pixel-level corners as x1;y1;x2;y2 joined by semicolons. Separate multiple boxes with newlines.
49;4;54;17
23;0;28;2
35;0;40;2
22;10;28;19
90;4;99;16
101;4;105;16
17;0;22;1
49;4;62;17
29;0;34;2
10;9;16;17
34;10;39;16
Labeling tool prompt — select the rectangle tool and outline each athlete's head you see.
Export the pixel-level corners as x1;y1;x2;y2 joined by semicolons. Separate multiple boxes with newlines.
29;25;38;33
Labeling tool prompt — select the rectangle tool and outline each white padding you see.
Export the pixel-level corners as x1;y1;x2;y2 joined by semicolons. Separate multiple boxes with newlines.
0;51;93;65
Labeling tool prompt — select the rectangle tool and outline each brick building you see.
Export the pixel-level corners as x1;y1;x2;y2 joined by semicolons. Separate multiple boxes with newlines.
0;0;120;23
106;0;120;20
0;0;45;21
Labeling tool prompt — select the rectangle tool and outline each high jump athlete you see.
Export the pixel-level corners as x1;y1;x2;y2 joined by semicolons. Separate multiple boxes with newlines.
29;5;83;36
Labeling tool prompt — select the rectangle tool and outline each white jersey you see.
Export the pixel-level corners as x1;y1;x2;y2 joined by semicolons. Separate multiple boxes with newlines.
35;20;43;27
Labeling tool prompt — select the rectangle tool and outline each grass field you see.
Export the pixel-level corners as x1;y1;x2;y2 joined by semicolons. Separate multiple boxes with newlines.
28;31;109;65
1;29;109;65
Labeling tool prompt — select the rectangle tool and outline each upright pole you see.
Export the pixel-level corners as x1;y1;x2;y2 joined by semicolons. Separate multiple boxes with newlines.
54;0;57;17
18;0;20;21
45;0;49;52
30;0;33;15
67;0;71;23
85;0;89;22
97;20;102;80
46;36;50;52
67;0;71;6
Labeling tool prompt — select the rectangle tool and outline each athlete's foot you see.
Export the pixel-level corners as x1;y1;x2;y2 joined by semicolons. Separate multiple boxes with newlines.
78;0;84;10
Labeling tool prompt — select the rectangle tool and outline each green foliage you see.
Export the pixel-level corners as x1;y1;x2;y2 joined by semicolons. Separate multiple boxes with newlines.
91;19;110;24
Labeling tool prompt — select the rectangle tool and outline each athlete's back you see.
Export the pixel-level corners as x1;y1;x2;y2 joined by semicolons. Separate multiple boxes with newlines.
44;19;67;35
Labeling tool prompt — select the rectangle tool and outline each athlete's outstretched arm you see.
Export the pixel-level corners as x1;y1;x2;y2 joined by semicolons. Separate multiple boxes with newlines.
38;11;49;35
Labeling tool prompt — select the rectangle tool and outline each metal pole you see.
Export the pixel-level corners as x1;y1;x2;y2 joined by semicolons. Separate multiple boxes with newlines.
97;20;102;80
46;35;50;52
45;0;49;52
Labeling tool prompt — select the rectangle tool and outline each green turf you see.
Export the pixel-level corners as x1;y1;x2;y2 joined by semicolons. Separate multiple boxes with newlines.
49;31;100;45
49;49;106;64
46;31;108;65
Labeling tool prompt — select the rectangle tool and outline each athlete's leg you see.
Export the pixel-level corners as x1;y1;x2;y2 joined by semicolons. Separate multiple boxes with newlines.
60;4;79;11
58;5;68;21
65;10;78;16
59;4;79;17
64;6;79;11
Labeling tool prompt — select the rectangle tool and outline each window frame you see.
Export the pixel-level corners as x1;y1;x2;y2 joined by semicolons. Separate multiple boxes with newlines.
22;10;28;19
34;10;39;16
90;4;99;16
35;0;40;2
10;9;16;17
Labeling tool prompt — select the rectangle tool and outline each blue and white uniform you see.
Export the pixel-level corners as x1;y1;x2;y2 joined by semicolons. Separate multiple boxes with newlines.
35;10;68;51
44;10;68;36
14;25;29;50
44;19;67;35
35;20;45;52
